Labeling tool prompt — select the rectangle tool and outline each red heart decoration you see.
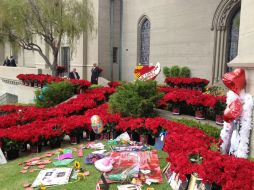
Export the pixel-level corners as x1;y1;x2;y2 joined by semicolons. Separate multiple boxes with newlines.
223;99;242;123
223;68;246;95
134;66;156;80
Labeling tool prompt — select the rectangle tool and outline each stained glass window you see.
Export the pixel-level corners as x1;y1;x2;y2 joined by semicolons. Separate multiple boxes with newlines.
228;11;240;61
140;19;150;65
227;10;240;71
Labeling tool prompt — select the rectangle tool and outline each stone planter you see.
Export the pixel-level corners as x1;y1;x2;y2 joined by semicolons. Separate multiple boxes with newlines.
195;110;205;120
215;114;224;126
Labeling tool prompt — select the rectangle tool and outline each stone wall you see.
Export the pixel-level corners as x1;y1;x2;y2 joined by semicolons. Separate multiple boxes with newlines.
121;0;220;83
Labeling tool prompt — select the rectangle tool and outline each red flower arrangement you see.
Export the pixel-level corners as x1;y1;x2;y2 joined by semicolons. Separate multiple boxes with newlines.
165;77;209;90
108;81;121;88
0;85;253;190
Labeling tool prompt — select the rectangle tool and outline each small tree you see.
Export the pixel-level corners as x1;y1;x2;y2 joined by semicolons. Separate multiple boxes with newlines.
0;0;94;75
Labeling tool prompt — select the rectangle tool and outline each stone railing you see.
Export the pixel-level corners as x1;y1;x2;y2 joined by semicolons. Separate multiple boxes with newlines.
0;66;51;80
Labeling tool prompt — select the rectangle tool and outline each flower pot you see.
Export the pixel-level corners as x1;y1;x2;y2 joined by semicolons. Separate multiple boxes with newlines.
89;131;96;141
99;133;109;140
30;143;42;153
215;114;224;126
70;135;81;145
131;132;140;142
49;138;61;148
139;135;148;144
147;135;156;146
6;149;19;160
172;106;180;115
195;110;205;120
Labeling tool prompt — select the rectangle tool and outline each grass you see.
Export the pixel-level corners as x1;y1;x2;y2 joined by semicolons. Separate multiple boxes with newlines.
0;141;172;190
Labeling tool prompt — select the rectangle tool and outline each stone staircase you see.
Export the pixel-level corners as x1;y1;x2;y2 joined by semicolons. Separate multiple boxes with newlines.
0;93;18;105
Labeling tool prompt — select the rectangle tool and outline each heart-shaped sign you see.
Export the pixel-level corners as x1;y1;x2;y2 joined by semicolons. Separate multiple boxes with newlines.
223;98;242;123
223;68;246;95
134;63;161;81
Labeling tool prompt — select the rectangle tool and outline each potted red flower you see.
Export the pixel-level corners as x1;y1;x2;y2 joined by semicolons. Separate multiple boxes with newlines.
214;96;226;125
3;139;20;160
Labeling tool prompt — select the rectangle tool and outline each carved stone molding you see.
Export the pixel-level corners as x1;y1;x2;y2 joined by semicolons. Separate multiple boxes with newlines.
211;0;241;83
212;0;241;31
1;78;21;85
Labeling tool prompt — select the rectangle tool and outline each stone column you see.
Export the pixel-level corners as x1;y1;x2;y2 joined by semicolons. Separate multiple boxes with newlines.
228;0;254;157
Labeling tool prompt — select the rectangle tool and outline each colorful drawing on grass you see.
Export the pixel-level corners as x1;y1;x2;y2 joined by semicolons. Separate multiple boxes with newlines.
100;150;163;185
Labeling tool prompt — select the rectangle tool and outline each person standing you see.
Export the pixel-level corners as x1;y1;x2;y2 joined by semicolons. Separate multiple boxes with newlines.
91;63;102;84
3;56;10;66
69;68;80;80
9;56;16;67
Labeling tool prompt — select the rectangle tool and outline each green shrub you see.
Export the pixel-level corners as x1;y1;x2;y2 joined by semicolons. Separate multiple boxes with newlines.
109;80;163;117
170;66;181;77
89;84;103;89
163;67;171;77
35;81;75;107
179;66;191;77
174;118;221;139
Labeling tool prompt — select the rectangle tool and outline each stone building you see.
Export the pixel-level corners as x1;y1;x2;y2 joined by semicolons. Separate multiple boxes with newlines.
0;0;243;84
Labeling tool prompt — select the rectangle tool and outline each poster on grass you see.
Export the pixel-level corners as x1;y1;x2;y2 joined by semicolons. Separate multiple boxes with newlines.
32;168;72;187
0;148;7;165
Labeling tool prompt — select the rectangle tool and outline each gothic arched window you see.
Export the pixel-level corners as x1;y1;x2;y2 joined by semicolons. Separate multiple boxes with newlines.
227;10;240;63
211;0;241;83
138;17;150;65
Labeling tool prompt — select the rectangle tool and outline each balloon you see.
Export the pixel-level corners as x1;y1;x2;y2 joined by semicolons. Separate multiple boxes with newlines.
42;86;49;94
91;115;104;134
224;99;243;123
38;95;45;101
94;157;114;172
222;68;246;95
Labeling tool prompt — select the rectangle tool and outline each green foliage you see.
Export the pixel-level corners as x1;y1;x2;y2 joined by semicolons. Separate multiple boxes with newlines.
205;86;225;96
88;84;103;89
35;81;75;107
170;66;181;77
163;67;171;77
3;139;20;151
174;118;221;139
214;100;226;115
163;66;191;77
0;0;94;74
179;66;191;77
109;80;163;117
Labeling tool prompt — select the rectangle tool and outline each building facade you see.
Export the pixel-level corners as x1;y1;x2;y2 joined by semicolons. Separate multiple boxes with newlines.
0;0;242;84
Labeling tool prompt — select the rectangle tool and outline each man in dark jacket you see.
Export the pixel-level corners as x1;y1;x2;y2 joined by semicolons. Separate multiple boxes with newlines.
3;56;10;66
69;68;80;80
9;56;16;67
91;63;102;84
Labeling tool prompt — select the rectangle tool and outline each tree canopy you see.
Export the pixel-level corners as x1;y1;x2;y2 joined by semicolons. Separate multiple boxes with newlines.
0;0;94;75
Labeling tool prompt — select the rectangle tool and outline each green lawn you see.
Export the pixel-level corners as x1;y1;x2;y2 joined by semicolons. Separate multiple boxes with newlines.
0;141;172;190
